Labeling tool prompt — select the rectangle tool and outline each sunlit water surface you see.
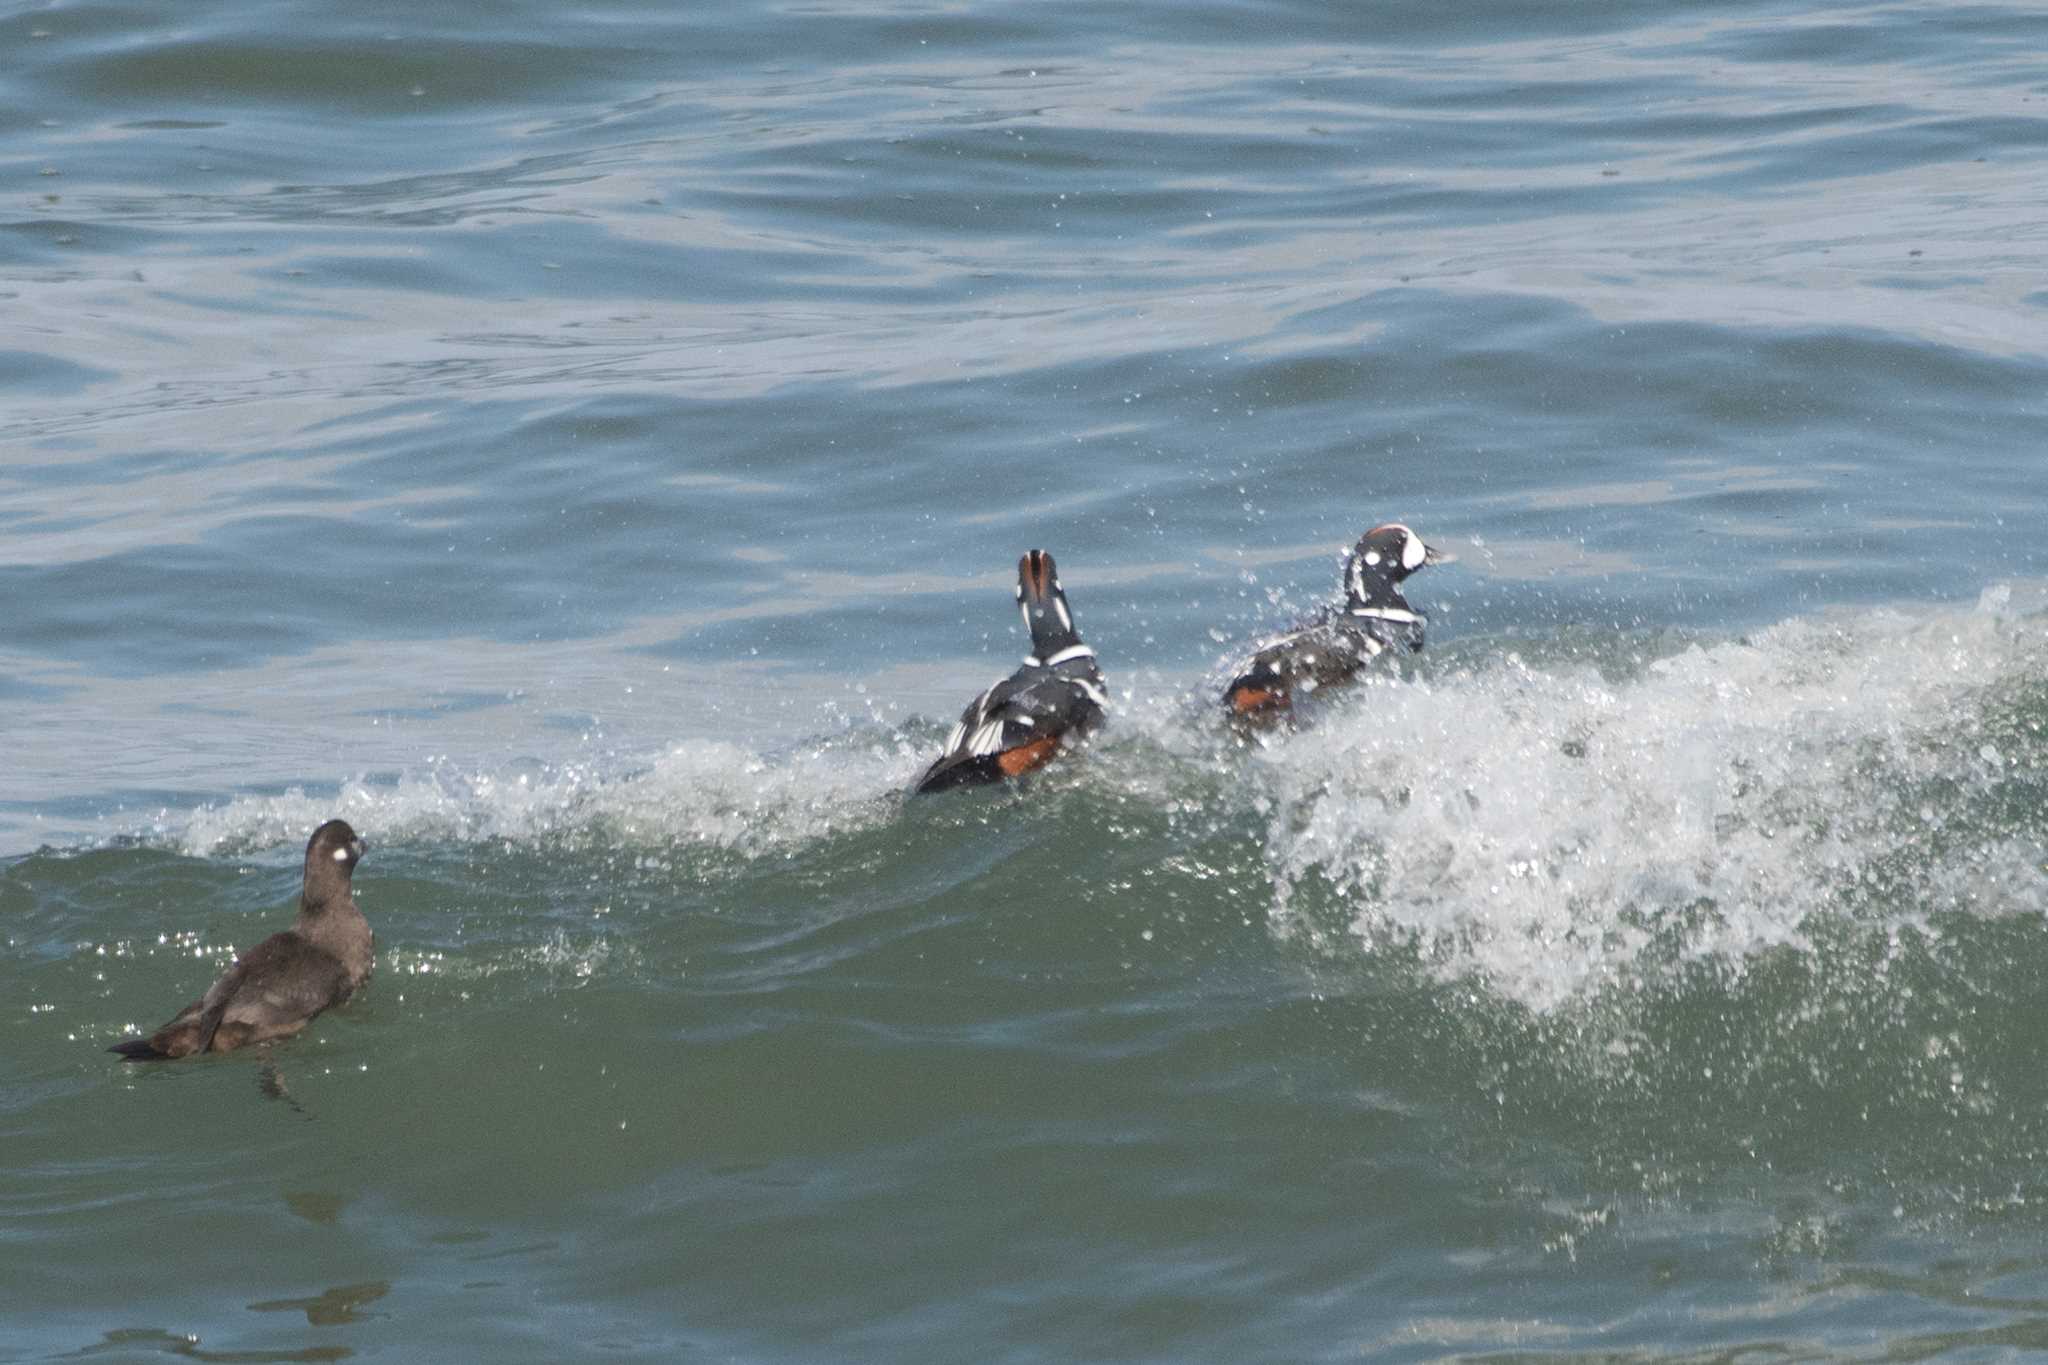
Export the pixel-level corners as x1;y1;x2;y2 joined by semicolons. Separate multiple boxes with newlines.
6;0;2048;1359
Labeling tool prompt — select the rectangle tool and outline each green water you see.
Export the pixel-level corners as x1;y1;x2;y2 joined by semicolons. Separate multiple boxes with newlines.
7;0;2048;1358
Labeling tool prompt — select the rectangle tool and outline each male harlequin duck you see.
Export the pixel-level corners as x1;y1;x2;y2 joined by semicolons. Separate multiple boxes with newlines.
109;820;372;1060
1223;523;1450;724
913;550;1108;795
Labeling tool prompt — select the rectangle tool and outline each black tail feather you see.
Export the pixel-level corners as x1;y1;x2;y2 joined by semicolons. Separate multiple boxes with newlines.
109;1037;170;1061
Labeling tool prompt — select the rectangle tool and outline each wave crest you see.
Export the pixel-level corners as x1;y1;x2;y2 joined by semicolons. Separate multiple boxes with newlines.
1258;585;2048;1009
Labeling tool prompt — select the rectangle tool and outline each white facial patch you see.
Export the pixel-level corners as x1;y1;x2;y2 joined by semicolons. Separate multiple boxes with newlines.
1364;551;1381;567
1400;531;1427;571
332;846;351;861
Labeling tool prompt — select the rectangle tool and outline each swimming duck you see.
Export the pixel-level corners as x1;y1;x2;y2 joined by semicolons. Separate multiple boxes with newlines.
110;820;372;1059
914;550;1108;794
1223;523;1448;724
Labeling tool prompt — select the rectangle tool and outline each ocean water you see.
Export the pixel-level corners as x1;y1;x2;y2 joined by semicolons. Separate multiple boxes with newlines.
6;0;2048;1358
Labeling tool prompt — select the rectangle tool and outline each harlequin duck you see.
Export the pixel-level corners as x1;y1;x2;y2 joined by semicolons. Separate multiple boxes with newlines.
913;550;1108;795
109;819;372;1060
1223;523;1449;724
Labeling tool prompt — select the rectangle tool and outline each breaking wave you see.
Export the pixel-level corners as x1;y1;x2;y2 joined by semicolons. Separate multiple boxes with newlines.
152;586;2048;1015
1254;584;2048;1010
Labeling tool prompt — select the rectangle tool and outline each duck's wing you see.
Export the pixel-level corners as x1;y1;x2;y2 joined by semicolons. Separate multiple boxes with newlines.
1224;619;1383;717
913;664;1107;794
111;931;351;1059
197;933;354;1053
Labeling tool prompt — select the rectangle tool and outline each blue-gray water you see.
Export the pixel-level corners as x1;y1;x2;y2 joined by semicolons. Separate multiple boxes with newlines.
7;0;2048;1359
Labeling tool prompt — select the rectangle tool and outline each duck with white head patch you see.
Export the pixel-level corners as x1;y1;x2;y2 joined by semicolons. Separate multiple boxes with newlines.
109;820;373;1060
1223;523;1451;725
913;550;1108;794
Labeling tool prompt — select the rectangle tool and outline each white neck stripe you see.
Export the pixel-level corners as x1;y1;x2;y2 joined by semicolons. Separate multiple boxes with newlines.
1348;605;1418;623
1024;645;1095;668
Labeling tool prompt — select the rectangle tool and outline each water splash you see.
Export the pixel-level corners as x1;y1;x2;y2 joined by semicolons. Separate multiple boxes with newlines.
1256;584;2048;1010
145;589;2048;1019
169;729;928;860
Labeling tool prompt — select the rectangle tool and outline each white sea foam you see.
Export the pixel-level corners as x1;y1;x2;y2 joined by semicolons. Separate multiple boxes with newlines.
155;591;2048;1015
1254;585;2048;1010
170;731;928;860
